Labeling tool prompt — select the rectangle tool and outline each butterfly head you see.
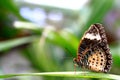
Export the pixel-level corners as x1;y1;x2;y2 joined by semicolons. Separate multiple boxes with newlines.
73;54;84;67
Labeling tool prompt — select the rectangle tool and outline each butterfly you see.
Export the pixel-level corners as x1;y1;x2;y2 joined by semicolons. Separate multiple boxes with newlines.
73;23;112;73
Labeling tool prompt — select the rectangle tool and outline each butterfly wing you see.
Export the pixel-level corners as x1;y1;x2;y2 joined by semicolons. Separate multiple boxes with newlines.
78;23;102;56
87;48;107;72
87;46;112;72
75;23;112;73
93;24;112;72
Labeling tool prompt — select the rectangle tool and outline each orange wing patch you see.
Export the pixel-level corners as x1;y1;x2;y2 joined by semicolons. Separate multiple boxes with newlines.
88;49;106;72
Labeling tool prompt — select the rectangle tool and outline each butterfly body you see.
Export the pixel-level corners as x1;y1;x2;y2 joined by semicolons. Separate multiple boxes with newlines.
74;23;112;73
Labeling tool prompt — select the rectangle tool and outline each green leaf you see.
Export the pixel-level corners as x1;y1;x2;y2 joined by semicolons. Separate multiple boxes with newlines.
79;0;113;38
0;36;36;52
0;72;120;79
45;29;78;57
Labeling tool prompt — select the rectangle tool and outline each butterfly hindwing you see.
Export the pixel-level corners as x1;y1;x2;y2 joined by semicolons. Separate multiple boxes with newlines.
87;46;107;72
94;24;112;72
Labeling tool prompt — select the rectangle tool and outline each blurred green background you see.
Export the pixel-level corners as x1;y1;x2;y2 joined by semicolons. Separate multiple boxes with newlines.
0;0;120;80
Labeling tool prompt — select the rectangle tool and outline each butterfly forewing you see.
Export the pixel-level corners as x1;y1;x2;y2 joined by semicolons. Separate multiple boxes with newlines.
74;23;112;73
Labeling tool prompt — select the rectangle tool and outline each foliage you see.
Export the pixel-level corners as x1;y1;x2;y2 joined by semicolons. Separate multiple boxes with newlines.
0;0;120;80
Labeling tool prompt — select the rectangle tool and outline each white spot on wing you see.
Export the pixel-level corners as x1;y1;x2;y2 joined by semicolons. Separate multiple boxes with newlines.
84;33;101;40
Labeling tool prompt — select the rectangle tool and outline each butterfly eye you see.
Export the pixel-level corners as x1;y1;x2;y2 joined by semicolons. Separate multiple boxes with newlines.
73;58;77;62
73;58;79;65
